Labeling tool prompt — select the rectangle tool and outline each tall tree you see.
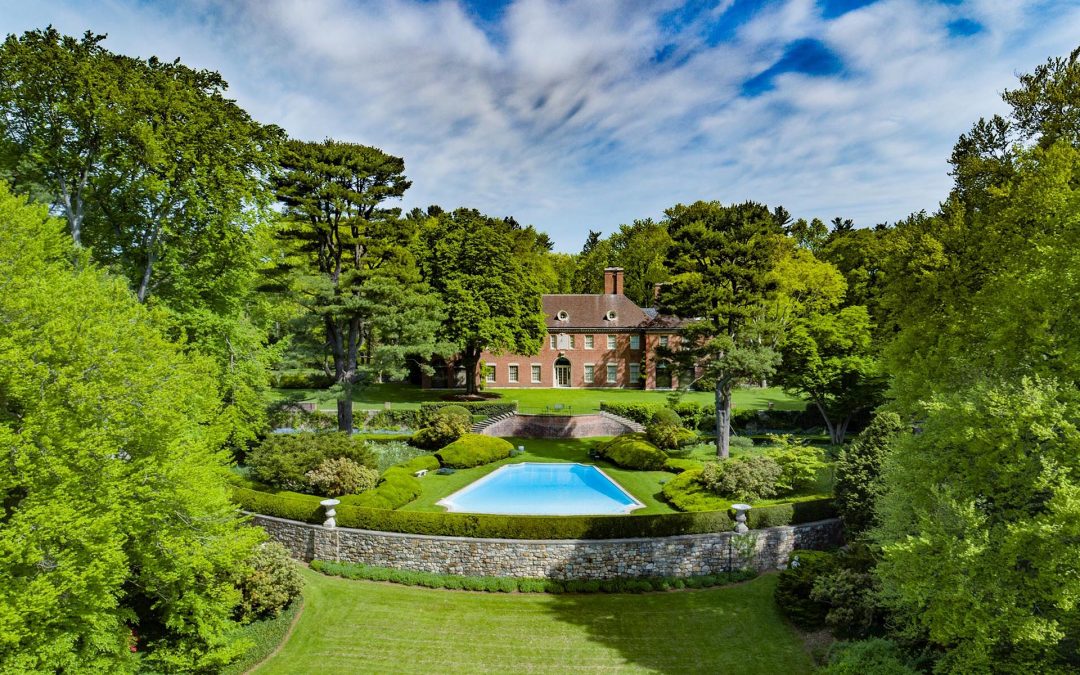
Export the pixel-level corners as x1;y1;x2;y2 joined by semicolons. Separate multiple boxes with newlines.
608;218;672;306
0;27;283;451
776;305;883;445
271;139;443;432
416;208;547;395
874;49;1080;671
0;184;263;671
571;228;613;293
659;201;786;459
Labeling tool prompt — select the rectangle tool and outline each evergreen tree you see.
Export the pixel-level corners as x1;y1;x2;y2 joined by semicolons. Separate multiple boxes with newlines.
659;200;786;459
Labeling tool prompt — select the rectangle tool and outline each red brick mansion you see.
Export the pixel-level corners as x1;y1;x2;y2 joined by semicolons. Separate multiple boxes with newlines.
423;268;687;390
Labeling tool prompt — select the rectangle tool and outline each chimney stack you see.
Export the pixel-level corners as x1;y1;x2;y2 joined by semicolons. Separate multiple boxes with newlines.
603;267;624;295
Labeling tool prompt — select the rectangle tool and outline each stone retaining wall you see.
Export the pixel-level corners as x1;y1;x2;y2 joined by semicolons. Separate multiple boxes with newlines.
478;412;641;438
253;514;843;579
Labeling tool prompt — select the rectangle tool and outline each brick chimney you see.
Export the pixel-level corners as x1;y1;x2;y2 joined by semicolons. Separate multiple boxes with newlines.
603;267;624;295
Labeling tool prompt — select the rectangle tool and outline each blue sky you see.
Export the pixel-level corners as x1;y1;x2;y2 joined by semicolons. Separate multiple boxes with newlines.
2;1;1078;251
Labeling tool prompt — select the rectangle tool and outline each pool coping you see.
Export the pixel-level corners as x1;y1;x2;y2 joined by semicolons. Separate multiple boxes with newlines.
435;462;646;515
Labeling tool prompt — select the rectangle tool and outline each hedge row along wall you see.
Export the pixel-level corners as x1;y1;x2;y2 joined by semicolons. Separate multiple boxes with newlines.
230;485;836;539
253;513;844;579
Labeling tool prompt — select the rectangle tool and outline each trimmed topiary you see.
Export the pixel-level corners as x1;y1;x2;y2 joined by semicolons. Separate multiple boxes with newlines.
596;433;668;470
435;434;514;468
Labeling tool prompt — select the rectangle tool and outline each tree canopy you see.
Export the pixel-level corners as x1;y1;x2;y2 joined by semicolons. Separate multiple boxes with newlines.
415;208;547;395
658;200;786;458
0;183;263;671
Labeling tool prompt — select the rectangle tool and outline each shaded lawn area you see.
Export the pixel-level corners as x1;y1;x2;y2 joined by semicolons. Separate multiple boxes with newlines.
268;382;805;413
255;567;814;675
399;437;677;515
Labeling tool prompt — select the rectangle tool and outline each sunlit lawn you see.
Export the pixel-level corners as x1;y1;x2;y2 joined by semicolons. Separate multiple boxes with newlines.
400;437;676;515
269;382;805;413
254;566;814;675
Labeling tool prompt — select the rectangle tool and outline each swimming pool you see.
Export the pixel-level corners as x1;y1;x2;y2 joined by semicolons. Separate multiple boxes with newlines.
436;463;645;516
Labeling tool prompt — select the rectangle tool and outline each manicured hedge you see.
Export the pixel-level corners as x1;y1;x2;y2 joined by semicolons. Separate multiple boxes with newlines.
596;434;668;471
345;455;441;510
662;457;704;474
419;401;517;418
436;434;514;468
221;599;302;675
233;480;836;539
599;402;664;425
310;559;756;593
366;408;423;430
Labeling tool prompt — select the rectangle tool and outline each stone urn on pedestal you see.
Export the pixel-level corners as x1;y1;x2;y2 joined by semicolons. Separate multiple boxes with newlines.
731;503;751;534
320;499;341;529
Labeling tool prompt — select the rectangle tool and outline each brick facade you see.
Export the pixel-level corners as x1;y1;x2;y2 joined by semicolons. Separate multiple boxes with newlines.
424;268;688;390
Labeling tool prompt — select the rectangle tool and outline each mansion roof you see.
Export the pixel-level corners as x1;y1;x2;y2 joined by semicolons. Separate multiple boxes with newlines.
541;294;684;331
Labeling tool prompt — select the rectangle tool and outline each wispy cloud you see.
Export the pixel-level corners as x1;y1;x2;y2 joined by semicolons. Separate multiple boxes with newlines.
2;0;1077;250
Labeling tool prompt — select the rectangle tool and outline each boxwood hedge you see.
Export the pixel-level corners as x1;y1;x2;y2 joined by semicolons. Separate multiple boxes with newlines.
435;434;514;468
232;485;834;539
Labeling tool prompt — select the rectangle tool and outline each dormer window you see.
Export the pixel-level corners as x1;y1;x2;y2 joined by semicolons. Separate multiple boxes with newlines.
556;310;569;321
606;310;618;321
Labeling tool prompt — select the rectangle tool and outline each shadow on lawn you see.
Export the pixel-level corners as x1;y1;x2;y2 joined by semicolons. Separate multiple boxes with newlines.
539;576;796;674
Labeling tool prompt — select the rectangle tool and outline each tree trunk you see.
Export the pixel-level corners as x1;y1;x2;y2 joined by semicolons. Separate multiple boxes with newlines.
715;378;731;460
814;400;846;445
462;345;480;395
326;317;354;434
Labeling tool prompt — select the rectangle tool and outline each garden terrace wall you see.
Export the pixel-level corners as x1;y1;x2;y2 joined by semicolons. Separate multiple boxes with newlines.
253;513;843;579
478;412;642;438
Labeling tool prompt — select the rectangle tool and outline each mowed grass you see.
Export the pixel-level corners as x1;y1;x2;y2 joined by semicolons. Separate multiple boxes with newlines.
255;567;814;674
400;437;677;514
269;382;805;413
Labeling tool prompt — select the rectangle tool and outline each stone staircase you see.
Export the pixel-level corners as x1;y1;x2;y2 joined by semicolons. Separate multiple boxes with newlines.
471;411;517;434
597;410;645;433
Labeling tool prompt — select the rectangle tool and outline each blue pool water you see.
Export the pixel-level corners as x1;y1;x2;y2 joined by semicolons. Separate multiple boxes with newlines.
437;463;644;516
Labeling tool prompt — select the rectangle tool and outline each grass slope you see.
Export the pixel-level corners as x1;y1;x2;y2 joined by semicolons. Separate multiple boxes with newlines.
255;567;813;674
269;382;804;413
399;437;676;515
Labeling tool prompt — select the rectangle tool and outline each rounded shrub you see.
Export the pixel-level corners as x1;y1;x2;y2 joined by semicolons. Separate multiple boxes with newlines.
651;408;681;426
596;433;668;470
412;405;472;449
235;541;303;622
435;434;514;468
304;457;379;497
700;455;783;501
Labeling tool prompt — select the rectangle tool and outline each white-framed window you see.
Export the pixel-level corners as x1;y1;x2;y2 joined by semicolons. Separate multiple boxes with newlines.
629;362;640;384
630;334;641;350
607;335;616;350
508;364;519;383
584;363;595;382
585;334;594;349
549;335;556;349
659;335;669;347
531;364;541;383
606;363;617;383
485;365;496;383
569;335;576;349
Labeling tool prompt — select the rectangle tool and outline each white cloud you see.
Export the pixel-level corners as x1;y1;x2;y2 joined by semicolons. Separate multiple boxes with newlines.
1;0;1078;250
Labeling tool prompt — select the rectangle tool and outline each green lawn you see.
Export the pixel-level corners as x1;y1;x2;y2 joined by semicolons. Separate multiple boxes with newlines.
269;382;805;414
254;566;814;674
400;437;677;514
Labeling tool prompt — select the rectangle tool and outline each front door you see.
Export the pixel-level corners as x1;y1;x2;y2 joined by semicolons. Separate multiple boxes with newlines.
555;363;571;387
